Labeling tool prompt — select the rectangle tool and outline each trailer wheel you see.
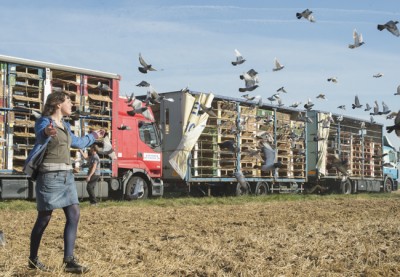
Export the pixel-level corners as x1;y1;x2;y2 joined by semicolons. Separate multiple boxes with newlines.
235;182;250;196
384;176;393;193
255;182;269;196
125;176;148;200
341;179;352;194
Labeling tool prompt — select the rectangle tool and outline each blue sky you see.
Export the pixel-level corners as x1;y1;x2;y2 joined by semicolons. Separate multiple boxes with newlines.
1;0;400;147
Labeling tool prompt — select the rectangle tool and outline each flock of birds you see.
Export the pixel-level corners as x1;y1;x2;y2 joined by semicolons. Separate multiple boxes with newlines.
129;9;400;185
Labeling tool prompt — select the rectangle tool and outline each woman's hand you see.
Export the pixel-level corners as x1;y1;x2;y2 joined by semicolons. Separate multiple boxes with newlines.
45;121;57;137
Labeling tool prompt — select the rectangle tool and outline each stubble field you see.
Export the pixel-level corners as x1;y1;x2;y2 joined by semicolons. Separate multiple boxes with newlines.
1;194;400;276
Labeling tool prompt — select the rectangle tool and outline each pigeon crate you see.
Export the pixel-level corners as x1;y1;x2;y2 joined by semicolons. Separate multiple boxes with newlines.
82;118;112;134
191;167;218;177
82;94;113;118
12;94;42;115
9;66;44;99
275;111;291;122
240;105;256;116
51;73;81;106
256;108;274;117
219;168;235;177
217;101;237;119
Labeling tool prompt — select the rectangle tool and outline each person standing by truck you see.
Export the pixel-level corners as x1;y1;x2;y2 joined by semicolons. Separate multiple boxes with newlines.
80;145;101;205
27;91;104;274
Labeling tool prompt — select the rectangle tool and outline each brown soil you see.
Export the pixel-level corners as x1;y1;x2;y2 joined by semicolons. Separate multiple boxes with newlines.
1;197;400;276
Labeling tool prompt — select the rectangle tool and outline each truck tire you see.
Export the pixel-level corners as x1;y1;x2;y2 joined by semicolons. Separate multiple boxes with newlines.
341;179;352;194
384;176;393;193
255;182;269;196
125;176;148;200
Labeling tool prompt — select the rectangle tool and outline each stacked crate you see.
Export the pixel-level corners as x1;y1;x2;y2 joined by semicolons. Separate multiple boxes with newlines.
363;137;374;177
373;142;383;177
351;137;363;177
239;105;258;176
291;121;306;178
254;108;274;178
275;111;292;178
0;63;6;169
8;64;44;172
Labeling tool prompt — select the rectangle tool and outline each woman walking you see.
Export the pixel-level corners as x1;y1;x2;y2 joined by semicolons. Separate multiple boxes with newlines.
27;91;104;274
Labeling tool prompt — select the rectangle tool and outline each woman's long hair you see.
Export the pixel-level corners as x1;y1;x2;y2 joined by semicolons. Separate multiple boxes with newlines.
42;92;69;116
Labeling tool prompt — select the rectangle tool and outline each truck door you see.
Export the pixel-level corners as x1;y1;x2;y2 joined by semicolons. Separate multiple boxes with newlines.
137;121;162;177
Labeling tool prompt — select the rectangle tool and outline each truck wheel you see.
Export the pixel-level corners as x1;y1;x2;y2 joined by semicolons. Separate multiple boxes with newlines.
384;176;393;193
255;182;269;196
341;179;352;194
125;176;148;200
235;182;250;196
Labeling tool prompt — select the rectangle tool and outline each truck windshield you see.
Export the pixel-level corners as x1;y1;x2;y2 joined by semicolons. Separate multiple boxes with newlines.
138;122;159;148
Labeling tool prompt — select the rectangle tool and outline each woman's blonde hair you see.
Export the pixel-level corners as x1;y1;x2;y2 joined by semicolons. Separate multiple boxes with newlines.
42;92;70;116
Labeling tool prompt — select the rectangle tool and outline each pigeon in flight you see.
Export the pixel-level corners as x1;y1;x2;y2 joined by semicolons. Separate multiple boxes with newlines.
386;110;400;137
242;94;261;101
136;80;151;87
125;92;135;104
327;77;338;83
277;86;287;93
337;105;346;110
327;154;349;176
364;103;371;111
352;95;362;109
296;9;315;23
234;171;249;190
370;116;376;124
272;58;284;71
199;103;217;117
297;112;313;123
218;140;238;153
290;102;301;108
377;20;400;37
386;112;398;120
379;102;391;115
138;53;157;74
241;147;264;162
231;49;246;66
239;69;259;92
97;133;117;160
370;101;380;115
254;141;282;172
127;106;148;116
373;73;384;78
147;87;174;104
304;99;314;111
395;85;400;95
316;94;326;99
348;29;364;49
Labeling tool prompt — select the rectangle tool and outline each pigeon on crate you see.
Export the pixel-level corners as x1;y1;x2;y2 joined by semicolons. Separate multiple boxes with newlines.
97;82;112;92
304;99;314;111
352;95;363;109
377;20;400;37
218;140;238;153
239;69;259;92
138;53;157;74
231;49;246;66
348;29;365;49
386;111;400;137
364;103;371;111
254;141;282;172
272;58;284;71
296;9;315;22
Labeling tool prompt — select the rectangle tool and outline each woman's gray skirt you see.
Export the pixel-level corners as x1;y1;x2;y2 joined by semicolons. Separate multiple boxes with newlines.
35;170;78;211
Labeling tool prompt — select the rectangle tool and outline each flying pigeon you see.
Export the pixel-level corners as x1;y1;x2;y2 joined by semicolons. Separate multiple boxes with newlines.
304;99;314;111
377;20;400;37
125;92;135;104
127;106;148;116
241;147;264;162
231;49;246;66
234;171;249;190
147;87;174;104
348;29;364;49
97;133;117;160
136;80;151;87
337;105;346;110
327;77;338;83
352;95;362;109
242;94;261;101
386;110;400;137
253;141;282;172
395;85;400;96
199;103;217;117
370;116;376;124
277;86;287;93
327;154;349;176
272;58;284;71
336;115;343;122
297;112;313;123
379;102;391;115
370;101;380;115
290;102;301;108
316;94;326;99
138;53;157;73
373;73;384;78
117;124;131;130
97;82;112;92
364;103;371;111
239;69;259;92
386;112;398;120
277;98;284;107
296;9;315;23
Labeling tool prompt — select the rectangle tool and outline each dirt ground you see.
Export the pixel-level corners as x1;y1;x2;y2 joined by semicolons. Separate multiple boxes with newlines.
1;196;400;276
